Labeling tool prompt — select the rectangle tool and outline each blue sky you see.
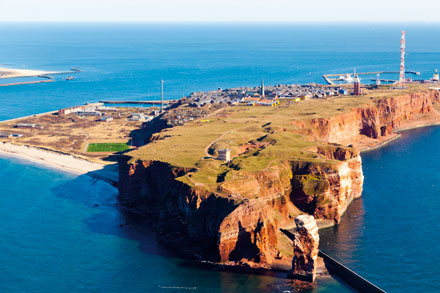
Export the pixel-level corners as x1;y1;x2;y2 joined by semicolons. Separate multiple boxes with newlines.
0;0;438;22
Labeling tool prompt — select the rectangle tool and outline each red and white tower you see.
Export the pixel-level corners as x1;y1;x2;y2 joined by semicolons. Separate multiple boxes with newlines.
399;30;406;84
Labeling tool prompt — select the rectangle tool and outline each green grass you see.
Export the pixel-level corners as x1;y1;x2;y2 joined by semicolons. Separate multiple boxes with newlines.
125;85;430;191
87;143;130;152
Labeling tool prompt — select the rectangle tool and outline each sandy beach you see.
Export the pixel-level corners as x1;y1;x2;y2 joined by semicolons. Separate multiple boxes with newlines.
0;67;56;79
0;142;118;183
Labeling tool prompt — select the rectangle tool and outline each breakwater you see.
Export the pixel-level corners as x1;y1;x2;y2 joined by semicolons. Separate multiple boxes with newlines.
100;100;177;105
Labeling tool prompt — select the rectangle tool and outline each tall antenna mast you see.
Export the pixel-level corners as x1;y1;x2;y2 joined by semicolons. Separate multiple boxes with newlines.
399;30;406;84
261;77;265;98
160;80;164;112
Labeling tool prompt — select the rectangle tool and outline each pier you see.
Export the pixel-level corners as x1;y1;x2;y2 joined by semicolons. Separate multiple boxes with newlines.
99;100;177;105
318;250;385;293
0;79;54;87
323;71;421;85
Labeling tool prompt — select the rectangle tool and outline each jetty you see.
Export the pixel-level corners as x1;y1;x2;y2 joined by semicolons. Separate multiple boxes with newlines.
99;100;177;105
323;71;421;85
318;250;385;293
0;67;82;87
0;79;54;87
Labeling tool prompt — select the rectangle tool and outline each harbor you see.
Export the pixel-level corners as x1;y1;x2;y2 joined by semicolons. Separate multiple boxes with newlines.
0;67;82;86
323;70;421;85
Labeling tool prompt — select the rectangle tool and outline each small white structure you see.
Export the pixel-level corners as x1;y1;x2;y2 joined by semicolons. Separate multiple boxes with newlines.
218;149;231;162
77;111;102;117
100;116;113;122
58;106;84;116
16;123;41;129
96;106;118;112
128;113;146;122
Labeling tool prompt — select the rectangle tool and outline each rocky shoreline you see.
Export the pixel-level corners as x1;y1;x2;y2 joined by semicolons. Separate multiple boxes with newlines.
117;89;440;275
1;87;439;285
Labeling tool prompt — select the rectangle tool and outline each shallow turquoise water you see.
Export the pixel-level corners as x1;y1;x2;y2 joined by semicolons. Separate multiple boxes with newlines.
1;23;440;292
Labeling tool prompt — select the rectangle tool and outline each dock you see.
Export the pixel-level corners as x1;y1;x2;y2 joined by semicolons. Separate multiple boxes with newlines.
0;79;54;87
99;100;177;105
323;71;421;85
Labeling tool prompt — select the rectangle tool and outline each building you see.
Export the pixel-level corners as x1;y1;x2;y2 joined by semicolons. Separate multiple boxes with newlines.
338;88;348;95
16;123;39;128
300;95;311;101
128;113;146;122
77;111;102;117
353;76;361;96
100;116;113;122
96;106;118;112
257;99;277;106
218;149;231;162
58;106;84;116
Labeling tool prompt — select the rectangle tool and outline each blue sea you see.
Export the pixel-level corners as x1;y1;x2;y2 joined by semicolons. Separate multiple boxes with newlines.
0;23;439;292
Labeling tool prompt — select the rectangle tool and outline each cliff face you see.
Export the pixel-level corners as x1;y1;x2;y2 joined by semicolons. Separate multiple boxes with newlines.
118;147;363;270
118;90;440;270
290;149;363;223
310;91;440;145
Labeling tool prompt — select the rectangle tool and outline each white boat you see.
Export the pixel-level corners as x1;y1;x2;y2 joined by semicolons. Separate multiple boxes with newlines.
338;74;359;83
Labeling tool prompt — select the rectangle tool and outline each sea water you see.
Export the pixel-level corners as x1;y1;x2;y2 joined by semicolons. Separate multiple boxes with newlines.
319;126;440;292
1;23;440;292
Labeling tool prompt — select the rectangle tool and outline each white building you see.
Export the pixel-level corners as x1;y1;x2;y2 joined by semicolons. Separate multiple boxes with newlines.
218;149;231;162
100;116;113;122
128;113;146;122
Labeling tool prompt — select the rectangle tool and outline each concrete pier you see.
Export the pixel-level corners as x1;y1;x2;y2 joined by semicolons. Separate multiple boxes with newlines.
99;100;177;105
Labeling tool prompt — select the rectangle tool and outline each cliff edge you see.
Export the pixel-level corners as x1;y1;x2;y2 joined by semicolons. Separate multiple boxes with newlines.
118;87;440;270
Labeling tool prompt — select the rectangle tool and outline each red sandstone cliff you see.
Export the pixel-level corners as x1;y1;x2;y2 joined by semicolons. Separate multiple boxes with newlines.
118;147;363;270
310;90;440;146
118;90;440;271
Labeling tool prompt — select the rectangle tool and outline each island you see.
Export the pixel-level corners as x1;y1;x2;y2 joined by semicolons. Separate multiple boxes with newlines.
118;83;440;274
0;82;439;284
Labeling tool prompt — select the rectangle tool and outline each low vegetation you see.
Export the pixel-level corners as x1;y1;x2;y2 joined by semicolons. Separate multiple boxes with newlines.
87;142;130;152
127;84;432;193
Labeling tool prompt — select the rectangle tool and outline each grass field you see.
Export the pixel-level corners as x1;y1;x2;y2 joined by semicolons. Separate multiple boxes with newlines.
87;143;130;152
126;84;430;190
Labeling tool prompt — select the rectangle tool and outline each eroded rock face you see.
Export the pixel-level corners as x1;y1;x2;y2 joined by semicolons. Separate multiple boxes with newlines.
118;150;363;270
290;151;364;223
289;215;319;282
310;91;440;145
117;90;439;270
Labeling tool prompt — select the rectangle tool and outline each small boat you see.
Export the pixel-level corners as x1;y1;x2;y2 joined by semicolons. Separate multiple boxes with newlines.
337;74;353;82
66;76;74;81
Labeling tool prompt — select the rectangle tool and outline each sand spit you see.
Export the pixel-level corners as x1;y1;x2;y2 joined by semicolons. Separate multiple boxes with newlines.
0;67;57;79
0;142;117;183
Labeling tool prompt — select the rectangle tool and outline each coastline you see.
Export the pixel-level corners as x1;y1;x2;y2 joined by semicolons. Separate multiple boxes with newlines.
360;120;440;153
0;142;118;184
